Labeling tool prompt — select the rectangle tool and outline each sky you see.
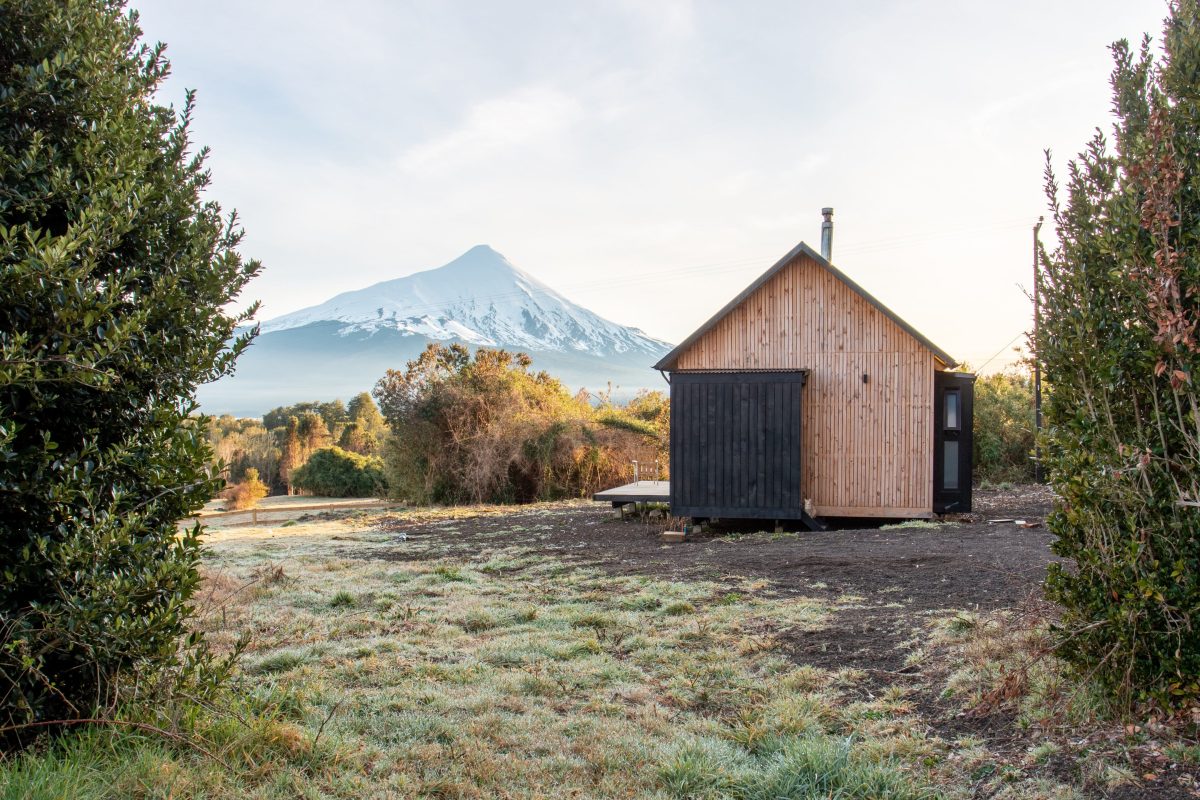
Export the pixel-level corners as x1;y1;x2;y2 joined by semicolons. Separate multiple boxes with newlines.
134;0;1168;373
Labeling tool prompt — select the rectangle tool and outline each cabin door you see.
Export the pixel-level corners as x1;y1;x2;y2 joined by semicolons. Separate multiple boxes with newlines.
933;372;975;513
669;371;806;520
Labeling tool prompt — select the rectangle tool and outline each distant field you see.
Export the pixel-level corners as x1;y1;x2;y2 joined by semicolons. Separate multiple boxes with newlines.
6;489;1196;799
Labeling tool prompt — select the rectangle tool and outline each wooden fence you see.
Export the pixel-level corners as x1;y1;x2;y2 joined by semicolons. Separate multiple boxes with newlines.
190;499;400;525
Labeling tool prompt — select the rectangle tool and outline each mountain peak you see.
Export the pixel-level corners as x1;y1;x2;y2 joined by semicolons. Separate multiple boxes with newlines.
256;246;671;359
437;244;520;276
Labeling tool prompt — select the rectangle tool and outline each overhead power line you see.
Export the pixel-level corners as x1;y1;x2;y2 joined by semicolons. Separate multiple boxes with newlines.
974;332;1027;373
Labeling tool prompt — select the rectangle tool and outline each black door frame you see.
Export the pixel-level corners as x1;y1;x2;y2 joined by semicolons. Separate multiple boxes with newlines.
933;371;975;513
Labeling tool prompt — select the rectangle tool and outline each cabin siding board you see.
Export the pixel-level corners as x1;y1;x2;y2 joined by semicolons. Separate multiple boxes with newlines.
672;253;935;516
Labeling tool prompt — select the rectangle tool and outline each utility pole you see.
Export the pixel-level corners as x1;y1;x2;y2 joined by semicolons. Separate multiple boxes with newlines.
1033;216;1044;483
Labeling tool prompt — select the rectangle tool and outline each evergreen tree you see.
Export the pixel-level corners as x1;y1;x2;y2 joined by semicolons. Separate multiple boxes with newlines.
0;0;260;730
317;399;348;431
278;416;302;495
1038;1;1200;705
297;411;332;455
338;421;369;455
346;391;387;455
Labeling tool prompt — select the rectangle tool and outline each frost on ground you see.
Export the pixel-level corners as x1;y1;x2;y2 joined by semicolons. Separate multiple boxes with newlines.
5;489;1196;799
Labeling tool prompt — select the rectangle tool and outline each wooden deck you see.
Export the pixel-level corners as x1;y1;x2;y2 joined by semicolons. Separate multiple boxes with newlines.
593;481;670;505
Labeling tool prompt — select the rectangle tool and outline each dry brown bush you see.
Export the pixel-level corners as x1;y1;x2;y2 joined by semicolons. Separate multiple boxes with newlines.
221;468;269;510
374;344;666;504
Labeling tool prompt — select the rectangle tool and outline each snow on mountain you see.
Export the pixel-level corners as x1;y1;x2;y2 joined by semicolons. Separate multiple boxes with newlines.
199;245;673;416
258;245;669;357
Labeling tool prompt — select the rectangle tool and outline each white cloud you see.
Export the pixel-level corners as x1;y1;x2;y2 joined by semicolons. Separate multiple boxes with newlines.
396;86;583;174
614;0;695;41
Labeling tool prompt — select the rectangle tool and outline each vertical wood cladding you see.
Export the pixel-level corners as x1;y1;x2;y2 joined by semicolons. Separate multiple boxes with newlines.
670;371;805;519
673;253;935;517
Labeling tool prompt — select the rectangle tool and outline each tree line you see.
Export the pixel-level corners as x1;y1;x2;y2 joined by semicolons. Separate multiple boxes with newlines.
209;391;388;502
208;343;670;505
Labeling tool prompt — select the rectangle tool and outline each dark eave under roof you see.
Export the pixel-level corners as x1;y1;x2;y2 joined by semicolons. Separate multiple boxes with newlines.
654;241;958;371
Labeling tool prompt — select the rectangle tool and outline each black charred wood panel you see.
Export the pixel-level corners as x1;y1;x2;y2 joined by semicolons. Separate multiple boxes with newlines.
669;371;806;519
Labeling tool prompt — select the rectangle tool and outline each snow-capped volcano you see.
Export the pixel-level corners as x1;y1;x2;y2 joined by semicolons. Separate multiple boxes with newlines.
258;245;668;357
199;246;672;416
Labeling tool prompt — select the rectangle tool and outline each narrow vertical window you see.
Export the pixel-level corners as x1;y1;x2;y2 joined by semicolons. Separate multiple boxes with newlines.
944;441;959;490
945;390;960;431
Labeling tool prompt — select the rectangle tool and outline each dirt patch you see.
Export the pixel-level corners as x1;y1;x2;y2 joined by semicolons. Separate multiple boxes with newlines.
368;487;1058;683
372;489;1056;609
969;482;1058;522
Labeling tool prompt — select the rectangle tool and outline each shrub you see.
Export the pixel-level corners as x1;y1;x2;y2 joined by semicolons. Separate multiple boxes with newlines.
0;0;259;736
374;344;663;504
290;447;386;498
1037;3;1200;705
222;467;270;510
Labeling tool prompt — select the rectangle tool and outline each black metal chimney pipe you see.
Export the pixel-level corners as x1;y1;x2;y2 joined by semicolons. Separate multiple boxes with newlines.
820;207;834;261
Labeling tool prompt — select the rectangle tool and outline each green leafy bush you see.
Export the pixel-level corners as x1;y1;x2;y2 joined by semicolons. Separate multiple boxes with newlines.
1037;3;1200;705
972;370;1036;484
0;0;259;736
289;447;386;498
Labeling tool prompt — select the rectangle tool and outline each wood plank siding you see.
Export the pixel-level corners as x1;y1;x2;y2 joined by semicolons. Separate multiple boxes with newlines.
672;252;936;517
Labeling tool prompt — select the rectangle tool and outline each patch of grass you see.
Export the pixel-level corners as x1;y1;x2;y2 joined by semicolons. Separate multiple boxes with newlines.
658;734;937;800
329;590;355;608
879;519;952;530
925;602;1198;798
1166;743;1200;765
1028;741;1060;764
947;612;977;632
512;605;538;623
664;600;695;616
249;649;310;674
571;610;618;630
0;690;332;799
459;607;501;632
621;593;663;611
431;564;470;582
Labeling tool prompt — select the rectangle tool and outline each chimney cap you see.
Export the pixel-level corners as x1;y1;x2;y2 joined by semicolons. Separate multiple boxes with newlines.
821;207;834;217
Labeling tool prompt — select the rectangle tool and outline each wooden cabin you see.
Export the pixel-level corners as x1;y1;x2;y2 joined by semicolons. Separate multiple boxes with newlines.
653;228;974;526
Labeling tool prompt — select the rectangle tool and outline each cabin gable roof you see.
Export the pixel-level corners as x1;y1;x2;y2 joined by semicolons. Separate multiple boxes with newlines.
654;241;957;371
